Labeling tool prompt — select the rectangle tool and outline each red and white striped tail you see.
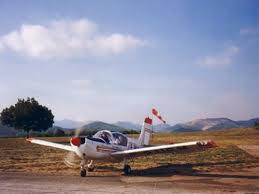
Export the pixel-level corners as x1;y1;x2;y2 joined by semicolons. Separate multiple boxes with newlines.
138;117;153;146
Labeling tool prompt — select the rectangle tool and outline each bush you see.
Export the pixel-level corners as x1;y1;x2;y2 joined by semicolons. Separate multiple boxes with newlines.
53;129;65;137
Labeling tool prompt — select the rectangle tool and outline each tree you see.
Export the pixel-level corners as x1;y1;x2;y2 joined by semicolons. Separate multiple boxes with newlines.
0;105;15;127
0;97;54;137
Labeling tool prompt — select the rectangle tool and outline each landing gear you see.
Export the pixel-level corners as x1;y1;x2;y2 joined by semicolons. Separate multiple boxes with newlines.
80;169;87;177
123;164;131;175
80;158;87;177
80;159;95;176
87;160;95;172
123;158;132;175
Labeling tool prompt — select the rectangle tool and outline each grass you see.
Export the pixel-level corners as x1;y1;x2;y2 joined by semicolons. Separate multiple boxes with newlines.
0;127;258;176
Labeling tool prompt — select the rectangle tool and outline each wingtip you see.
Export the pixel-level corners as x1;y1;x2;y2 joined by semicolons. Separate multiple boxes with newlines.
207;140;217;148
197;140;217;148
26;138;34;143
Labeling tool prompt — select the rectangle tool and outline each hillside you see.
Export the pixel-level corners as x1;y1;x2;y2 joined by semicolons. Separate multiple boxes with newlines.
53;117;259;133
153;123;171;132
165;118;259;132
1;117;259;137
80;121;126;132
237;118;259;128
54;119;85;129
113;121;141;131
113;122;170;132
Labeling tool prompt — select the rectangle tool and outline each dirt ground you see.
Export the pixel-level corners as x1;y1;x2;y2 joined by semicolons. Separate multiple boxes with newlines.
0;128;259;193
238;145;259;157
0;168;258;194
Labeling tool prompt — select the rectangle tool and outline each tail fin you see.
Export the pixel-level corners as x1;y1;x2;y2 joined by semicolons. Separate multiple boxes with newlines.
138;117;153;146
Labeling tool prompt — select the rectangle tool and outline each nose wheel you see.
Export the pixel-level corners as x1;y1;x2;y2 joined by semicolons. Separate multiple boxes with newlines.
80;159;95;176
87;160;95;172
80;159;87;177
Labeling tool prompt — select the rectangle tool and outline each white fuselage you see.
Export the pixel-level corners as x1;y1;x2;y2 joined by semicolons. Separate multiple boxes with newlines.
71;131;141;161
71;118;153;161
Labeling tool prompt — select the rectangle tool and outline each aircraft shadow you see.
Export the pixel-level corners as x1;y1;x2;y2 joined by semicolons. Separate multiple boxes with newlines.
130;161;259;179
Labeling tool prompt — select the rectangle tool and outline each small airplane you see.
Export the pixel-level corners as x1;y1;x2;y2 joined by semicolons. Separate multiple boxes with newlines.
27;115;216;177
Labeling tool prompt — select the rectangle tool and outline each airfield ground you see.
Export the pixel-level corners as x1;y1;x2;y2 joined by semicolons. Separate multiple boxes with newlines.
0;128;258;193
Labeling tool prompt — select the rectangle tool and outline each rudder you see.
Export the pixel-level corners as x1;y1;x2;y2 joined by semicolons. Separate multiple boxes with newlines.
138;117;153;146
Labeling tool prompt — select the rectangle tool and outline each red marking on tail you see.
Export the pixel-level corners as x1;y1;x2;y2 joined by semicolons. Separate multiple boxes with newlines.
144;117;152;125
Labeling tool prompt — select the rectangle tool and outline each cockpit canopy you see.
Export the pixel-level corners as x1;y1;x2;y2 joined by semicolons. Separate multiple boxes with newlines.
93;130;113;144
112;132;128;146
93;130;128;146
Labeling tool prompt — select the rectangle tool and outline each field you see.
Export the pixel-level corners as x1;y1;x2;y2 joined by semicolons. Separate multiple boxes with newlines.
0;127;258;177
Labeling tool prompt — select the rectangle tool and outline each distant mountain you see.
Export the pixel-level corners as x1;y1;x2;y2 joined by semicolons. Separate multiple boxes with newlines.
153;123;171;132
184;118;239;131
1;117;258;136
166;123;202;132
54;119;85;129
113;121;141;131
80;121;126;132
165;118;259;132
236;118;259;128
113;121;171;132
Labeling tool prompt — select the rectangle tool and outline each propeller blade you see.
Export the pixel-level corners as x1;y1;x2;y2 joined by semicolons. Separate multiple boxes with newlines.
64;151;79;168
75;127;83;137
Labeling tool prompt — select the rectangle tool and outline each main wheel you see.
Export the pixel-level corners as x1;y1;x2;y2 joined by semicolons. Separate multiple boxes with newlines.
123;165;131;175
80;169;87;177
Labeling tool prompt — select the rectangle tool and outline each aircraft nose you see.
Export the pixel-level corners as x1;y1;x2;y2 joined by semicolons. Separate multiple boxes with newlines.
70;137;81;147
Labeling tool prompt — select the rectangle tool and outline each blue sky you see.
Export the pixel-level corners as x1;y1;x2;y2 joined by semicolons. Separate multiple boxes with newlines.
0;0;258;124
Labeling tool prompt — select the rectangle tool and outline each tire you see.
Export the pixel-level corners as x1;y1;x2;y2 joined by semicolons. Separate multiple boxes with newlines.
80;169;87;177
123;165;131;175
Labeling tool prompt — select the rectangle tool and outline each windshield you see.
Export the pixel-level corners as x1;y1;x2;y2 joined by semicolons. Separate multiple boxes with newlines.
112;132;128;146
93;130;113;144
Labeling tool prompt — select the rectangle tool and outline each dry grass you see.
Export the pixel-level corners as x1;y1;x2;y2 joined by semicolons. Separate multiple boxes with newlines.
152;127;259;146
0;128;258;176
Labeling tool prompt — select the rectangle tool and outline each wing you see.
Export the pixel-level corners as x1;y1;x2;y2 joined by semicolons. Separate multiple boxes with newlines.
26;138;74;152
111;140;216;158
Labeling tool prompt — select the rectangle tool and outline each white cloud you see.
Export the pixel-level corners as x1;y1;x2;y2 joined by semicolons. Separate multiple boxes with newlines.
240;27;257;36
93;34;145;55
0;42;3;51
0;18;145;59
197;45;239;68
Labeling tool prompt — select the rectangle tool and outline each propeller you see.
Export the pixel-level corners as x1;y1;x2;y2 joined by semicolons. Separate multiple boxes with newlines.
75;126;84;137
63;127;83;168
64;151;79;168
